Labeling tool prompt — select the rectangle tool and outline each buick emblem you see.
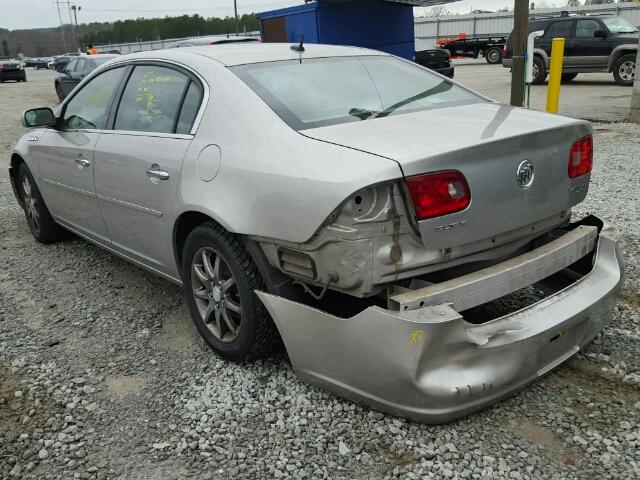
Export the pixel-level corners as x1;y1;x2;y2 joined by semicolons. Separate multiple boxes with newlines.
516;160;535;189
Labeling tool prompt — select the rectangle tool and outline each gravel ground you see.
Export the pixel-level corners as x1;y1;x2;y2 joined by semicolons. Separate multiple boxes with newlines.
0;69;639;480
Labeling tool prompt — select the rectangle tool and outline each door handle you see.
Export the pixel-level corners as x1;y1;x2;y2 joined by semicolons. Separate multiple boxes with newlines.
146;165;170;181
75;157;90;168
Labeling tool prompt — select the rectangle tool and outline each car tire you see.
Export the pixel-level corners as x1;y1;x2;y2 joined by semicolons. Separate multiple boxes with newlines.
561;73;578;82
531;56;547;85
181;222;280;362
613;54;635;86
485;47;502;65
17;163;69;244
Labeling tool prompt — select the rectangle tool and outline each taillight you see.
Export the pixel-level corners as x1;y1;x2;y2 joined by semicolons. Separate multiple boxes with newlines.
406;171;471;221
568;135;593;178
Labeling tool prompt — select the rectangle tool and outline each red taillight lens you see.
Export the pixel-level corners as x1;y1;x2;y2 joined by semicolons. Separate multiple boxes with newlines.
406;171;471;221
568;135;593;178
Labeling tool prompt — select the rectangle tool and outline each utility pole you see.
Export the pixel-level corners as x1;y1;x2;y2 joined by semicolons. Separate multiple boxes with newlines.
510;0;529;107
65;1;78;52
234;0;239;37
71;5;81;51
630;39;640;123
55;0;68;53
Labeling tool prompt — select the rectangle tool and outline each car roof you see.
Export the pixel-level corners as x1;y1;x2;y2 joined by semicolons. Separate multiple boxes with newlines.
172;36;258;46
122;42;384;67
88;54;118;59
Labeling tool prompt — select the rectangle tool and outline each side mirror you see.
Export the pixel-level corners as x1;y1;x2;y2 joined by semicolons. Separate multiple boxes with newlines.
23;108;56;128
594;30;607;38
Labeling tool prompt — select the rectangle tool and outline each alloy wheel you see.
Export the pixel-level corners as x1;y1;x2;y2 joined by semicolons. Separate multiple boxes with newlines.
22;176;40;232
619;61;635;81
532;63;539;81
191;247;242;343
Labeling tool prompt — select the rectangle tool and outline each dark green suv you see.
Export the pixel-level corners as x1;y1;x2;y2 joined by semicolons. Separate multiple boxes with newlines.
503;14;639;86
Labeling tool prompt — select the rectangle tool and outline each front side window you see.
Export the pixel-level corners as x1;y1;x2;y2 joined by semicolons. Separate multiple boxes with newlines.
232;56;483;130
76;58;86;72
575;20;601;38
62;67;125;130
114;65;192;134
544;21;573;39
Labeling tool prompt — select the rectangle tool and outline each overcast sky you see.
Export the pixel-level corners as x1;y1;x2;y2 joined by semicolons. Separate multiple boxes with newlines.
0;1;513;30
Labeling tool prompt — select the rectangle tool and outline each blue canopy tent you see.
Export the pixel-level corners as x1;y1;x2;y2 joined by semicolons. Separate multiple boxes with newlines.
259;0;460;60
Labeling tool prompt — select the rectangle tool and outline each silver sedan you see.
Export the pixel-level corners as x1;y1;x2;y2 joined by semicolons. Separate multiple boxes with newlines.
10;43;624;423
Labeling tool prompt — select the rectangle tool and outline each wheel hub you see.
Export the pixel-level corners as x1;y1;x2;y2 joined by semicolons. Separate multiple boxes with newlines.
211;286;222;303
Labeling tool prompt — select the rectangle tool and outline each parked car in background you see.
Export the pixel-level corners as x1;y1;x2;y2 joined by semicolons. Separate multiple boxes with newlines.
168;35;259;48
55;54;118;100
503;13;639;85
10;43;623;423
51;56;72;72
49;53;81;72
0;60;27;82
415;48;454;78
33;58;50;69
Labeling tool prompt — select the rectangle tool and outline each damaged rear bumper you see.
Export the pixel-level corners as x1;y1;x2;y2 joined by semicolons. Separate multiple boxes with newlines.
257;217;624;423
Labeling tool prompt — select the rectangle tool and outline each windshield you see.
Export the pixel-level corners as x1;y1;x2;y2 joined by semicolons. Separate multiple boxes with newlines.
232;56;484;130
603;17;638;33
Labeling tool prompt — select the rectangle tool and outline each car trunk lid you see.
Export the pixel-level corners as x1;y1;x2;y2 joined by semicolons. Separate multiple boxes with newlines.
303;102;592;250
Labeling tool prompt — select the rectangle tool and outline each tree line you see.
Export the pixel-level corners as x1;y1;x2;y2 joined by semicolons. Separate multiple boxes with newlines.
81;13;261;46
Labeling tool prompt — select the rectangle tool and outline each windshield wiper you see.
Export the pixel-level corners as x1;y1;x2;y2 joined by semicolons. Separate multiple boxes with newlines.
348;107;380;120
370;81;454;120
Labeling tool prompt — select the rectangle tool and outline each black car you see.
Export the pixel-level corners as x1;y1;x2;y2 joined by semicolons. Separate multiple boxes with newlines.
503;13;639;86
415;49;454;78
0;61;27;82
33;58;49;69
51;56;72;72
55;54;118;100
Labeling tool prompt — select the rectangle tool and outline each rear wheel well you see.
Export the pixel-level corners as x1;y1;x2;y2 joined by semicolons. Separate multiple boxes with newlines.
174;212;219;276
610;50;636;71
173;211;294;297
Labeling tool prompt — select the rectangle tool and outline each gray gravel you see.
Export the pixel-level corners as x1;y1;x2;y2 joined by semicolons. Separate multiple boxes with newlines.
1;69;639;480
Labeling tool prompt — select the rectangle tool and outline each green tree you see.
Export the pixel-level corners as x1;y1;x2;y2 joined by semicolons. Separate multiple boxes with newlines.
80;13;260;45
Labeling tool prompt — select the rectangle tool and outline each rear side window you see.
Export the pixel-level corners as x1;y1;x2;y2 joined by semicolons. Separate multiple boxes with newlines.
76;58;86;72
62;67;125;130
544;21;573;39
575;19;601;38
176;82;203;134
65;59;78;72
114;65;191;134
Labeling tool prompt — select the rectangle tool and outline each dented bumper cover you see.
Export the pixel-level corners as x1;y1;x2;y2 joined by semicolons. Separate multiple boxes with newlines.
257;219;624;423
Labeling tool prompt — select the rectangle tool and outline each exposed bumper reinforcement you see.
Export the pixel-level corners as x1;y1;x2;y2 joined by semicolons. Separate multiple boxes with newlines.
257;218;624;423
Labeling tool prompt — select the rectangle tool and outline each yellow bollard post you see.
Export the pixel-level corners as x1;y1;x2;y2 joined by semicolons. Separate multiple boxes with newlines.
546;37;565;113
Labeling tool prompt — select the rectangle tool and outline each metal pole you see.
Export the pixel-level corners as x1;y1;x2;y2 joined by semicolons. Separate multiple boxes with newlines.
234;0;239;37
630;38;640;123
546;38;565;113
510;0;529;107
55;0;68;53
66;1;77;52
72;6;81;52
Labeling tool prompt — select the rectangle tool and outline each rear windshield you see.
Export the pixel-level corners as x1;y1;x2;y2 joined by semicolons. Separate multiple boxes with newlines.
231;56;484;130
